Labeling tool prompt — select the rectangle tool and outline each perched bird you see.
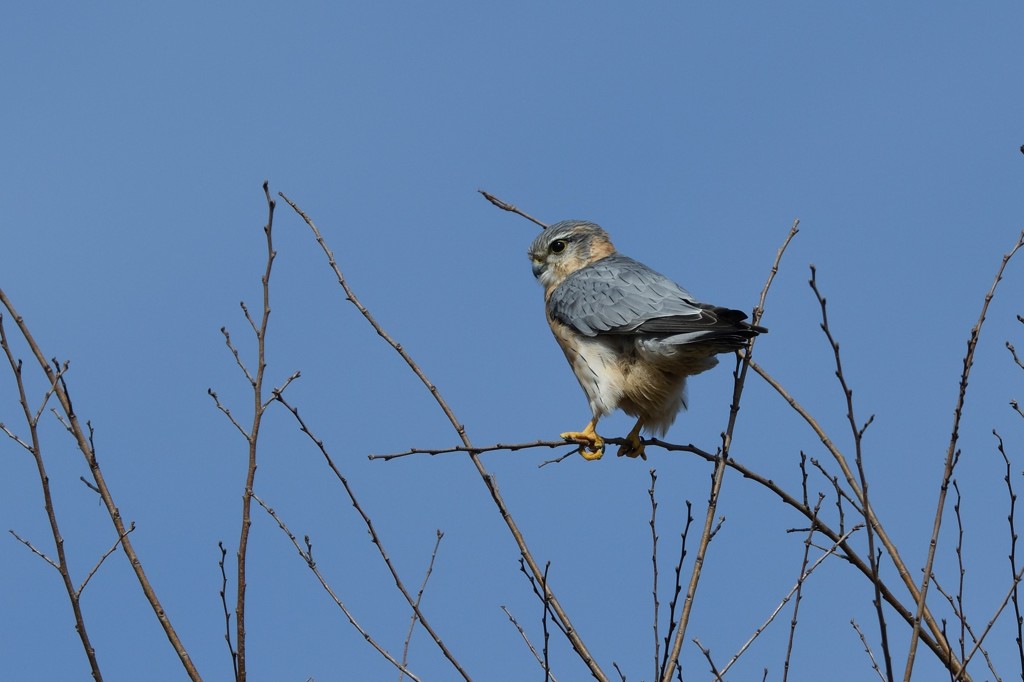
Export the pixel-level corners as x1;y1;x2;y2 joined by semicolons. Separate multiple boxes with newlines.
528;220;765;461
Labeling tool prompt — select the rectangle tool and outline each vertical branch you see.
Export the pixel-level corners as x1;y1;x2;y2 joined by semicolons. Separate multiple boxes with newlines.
232;182;277;682
906;229;1024;681
218;542;238;681
783;497;825;682
0;294;201;680
649;469;660;682
0;318;103;680
995;430;1024;679
281;192;605;681
809;266;892;681
398;530;445;682
660;219;799;682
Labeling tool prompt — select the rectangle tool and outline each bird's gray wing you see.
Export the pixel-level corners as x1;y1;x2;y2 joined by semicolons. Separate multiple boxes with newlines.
548;254;756;340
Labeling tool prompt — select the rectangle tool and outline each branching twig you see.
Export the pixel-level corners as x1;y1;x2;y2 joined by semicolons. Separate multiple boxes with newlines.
853;619;889;682
719;522;862;677
399;530;445;682
995;430;1024;679
251;494;421;682
907;229;1024;681
77;522;135;598
649;469;661;682
218;542;238;681
810;265;893;681
273;393;470;680
500;606;559;682
660;219;799;682
783;496;824;682
282;191;605;681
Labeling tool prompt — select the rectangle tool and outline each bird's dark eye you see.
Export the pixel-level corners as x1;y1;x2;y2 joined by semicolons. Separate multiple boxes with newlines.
550;240;567;254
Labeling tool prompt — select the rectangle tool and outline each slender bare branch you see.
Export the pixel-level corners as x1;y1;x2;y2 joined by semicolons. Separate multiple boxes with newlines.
399;530;445;682
660;219;799;682
282;191;606;681
500;606;560;682
783;496;824;682
995;429;1024;679
810;265;893;680
478;190;549;229
649;469;661;682
251;494;421;682
9;529;60;571
907;229;1024;681
273;393;470;680
852;619;888;682
720;523;862;677
217;542;238;681
1;313;104;680
77;522;135;598
750;357;962;675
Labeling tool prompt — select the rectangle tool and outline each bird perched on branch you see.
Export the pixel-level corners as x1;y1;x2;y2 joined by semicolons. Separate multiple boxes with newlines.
528;220;765;461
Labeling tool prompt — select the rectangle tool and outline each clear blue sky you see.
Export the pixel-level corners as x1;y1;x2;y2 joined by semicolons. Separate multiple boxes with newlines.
2;3;1023;680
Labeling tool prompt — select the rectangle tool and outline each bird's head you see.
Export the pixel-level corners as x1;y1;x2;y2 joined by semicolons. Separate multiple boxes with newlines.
528;220;617;292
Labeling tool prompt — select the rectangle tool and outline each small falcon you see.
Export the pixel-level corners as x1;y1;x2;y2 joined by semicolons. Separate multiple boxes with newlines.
528;220;765;461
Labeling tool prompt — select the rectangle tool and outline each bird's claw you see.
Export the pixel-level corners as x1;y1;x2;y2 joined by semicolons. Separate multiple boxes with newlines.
560;430;604;461
616;433;647;460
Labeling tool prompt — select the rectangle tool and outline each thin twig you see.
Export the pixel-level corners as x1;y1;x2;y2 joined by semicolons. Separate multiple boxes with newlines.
251;494;421;682
9;529;60;570
229;181;278;682
478;190;549;229
810;265;893;681
649;469;661;682
218;542;238;681
273;393;470;680
500;606;559;682
1;314;104;680
692;638;725;681
719;522;862;677
954;563;1024;680
77;522;135;598
659;501;693;680
782;496;824;682
853;619;889;682
398;530;445;682
750;357;963;676
282;191;605;681
369;438;714;462
907;228;1024;682
995;429;1024;679
660;219;799;682
931;574;1001;681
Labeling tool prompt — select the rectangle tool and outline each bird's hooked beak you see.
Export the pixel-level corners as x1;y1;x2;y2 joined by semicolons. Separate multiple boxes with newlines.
531;257;546;278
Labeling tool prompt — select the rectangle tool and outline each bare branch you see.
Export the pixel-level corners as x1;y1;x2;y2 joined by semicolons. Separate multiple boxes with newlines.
251;494;421;682
281;191;605;681
9;529;60;571
907;228;1024;681
500;606;559;682
398;530;445;682
852;619;889;682
77;522;136;598
720;523;862;677
478;190;549;229
273;393;470;680
661;219;799;682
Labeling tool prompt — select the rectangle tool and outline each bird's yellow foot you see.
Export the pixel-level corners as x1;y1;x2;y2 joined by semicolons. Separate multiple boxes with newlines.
617;421;647;460
561;423;604;461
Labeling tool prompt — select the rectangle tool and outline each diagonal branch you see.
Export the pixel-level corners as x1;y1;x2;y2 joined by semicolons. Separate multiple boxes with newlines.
906;228;1024;681
660;219;800;682
281;191;606;681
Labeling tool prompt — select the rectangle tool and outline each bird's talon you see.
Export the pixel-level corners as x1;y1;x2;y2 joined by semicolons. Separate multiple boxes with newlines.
560;428;604;461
